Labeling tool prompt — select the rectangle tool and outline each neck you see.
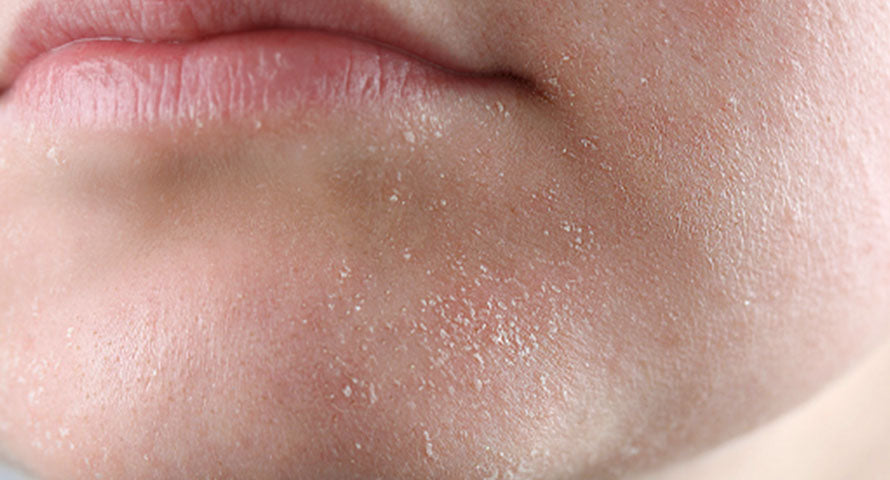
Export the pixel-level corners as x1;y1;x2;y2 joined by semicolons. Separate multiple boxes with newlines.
634;338;890;480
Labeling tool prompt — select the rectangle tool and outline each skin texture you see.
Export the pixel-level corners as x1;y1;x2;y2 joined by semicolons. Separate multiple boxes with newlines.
1;0;889;478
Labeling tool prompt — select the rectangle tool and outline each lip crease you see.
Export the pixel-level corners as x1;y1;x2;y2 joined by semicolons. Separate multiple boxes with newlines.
0;0;510;129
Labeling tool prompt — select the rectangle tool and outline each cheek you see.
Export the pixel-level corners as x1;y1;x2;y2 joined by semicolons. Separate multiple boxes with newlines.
0;216;585;479
0;121;586;478
509;0;890;469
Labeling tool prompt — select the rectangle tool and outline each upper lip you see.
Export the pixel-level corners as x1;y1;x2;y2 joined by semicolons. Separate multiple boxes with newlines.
0;0;507;94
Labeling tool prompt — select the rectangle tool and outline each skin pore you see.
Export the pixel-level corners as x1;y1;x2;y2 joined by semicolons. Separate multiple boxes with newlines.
1;1;890;479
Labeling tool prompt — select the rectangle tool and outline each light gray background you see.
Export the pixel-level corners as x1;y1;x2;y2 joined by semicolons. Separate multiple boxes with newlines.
0;464;30;480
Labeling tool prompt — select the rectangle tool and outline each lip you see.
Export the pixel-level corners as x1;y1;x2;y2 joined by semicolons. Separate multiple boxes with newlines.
0;0;507;128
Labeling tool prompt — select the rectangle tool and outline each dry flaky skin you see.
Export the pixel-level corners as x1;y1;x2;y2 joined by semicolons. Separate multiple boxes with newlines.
1;1;890;479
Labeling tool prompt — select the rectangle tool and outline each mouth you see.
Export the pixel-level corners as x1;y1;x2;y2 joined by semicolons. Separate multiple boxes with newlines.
0;0;523;128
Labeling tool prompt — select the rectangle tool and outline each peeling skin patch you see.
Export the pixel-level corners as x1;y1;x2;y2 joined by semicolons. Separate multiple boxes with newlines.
423;430;435;458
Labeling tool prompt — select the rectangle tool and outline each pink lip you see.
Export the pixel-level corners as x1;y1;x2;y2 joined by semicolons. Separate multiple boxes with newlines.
0;0;500;128
8;30;464;128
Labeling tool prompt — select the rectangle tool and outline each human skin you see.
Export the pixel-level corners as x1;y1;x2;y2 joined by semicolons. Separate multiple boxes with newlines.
1;0;889;479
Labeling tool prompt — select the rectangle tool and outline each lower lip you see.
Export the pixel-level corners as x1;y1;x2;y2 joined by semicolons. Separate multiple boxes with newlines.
3;30;456;129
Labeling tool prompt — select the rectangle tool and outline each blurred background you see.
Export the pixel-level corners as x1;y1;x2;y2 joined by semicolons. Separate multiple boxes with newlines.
0;464;29;480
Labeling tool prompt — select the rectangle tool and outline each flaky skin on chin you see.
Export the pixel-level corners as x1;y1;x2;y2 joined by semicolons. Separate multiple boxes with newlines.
1;1;890;479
